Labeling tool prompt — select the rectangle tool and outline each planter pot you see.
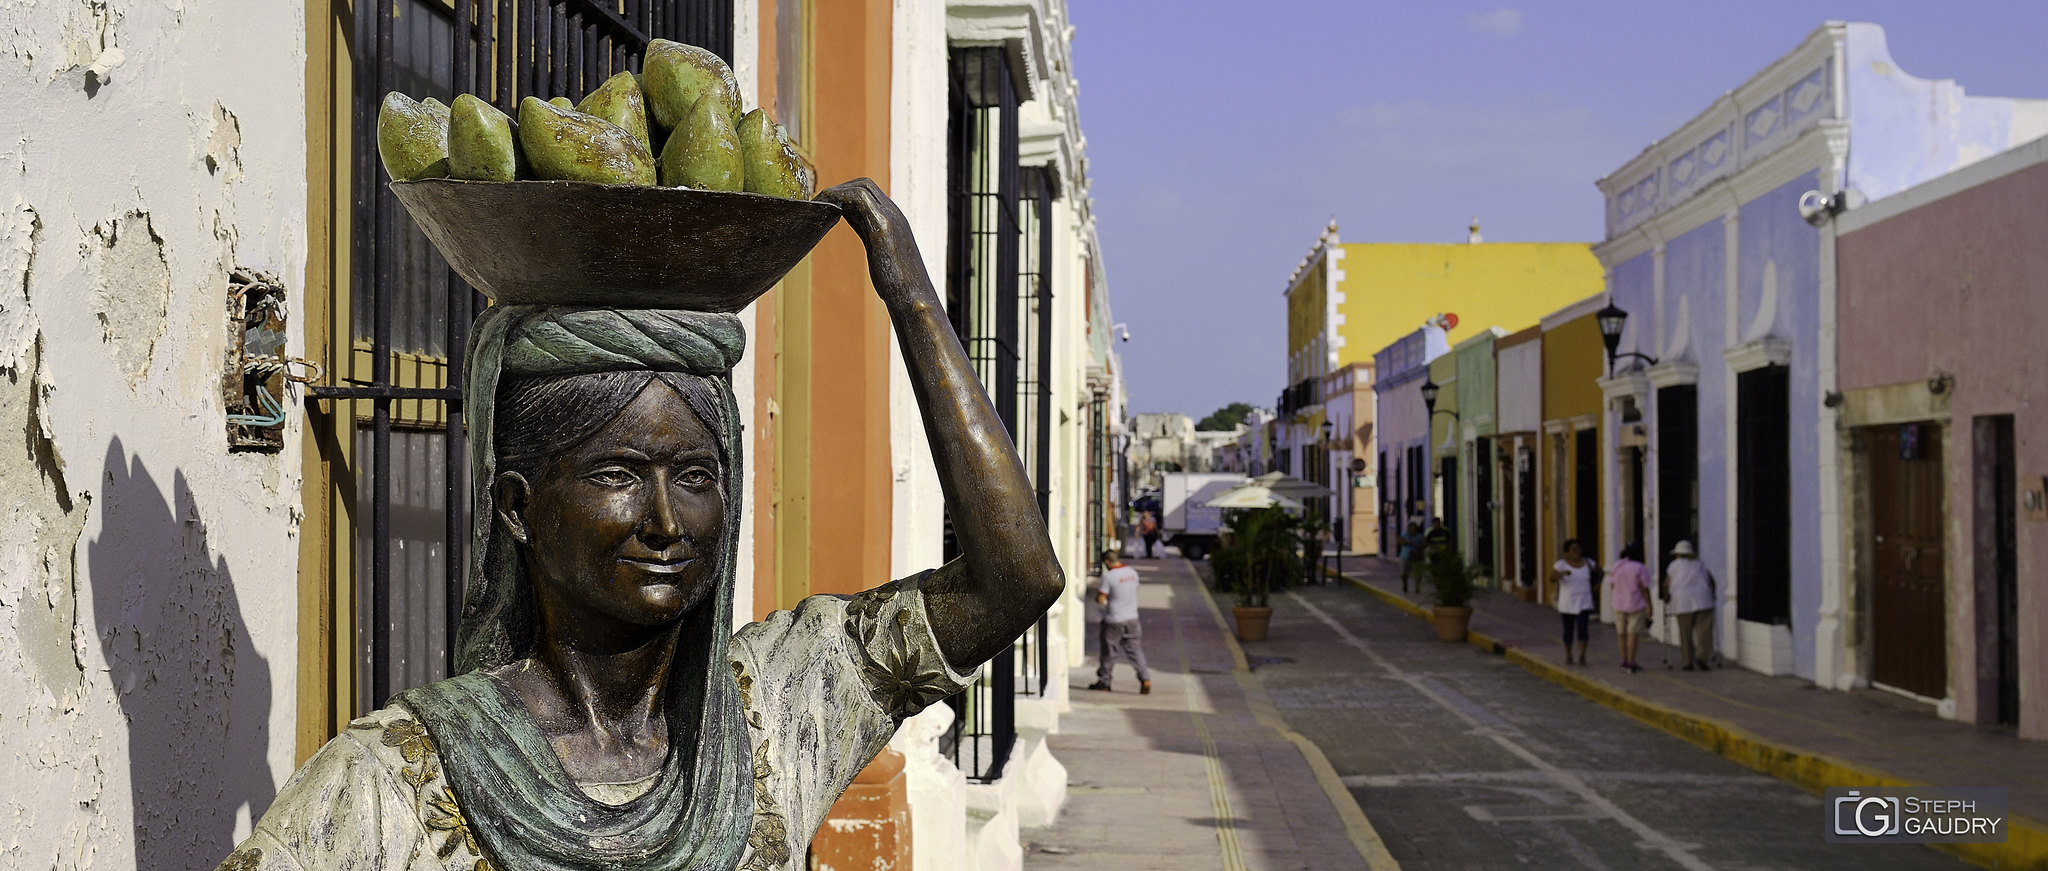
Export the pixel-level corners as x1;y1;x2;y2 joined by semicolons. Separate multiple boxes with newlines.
1233;606;1274;642
1514;584;1537;603
1432;605;1473;642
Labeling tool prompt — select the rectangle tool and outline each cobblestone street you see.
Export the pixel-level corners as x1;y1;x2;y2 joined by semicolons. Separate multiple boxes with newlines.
1240;574;1970;871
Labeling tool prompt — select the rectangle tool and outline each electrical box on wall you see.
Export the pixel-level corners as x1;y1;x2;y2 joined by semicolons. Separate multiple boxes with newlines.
223;269;317;452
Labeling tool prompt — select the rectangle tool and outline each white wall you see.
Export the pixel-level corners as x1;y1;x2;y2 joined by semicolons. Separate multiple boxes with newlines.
0;2;308;868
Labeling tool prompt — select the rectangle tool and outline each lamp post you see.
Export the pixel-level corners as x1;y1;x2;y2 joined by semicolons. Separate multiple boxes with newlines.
1319;418;1337;583
1595;300;1659;375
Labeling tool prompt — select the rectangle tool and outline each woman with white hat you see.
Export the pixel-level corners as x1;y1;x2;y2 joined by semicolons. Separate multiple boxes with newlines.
1660;540;1717;671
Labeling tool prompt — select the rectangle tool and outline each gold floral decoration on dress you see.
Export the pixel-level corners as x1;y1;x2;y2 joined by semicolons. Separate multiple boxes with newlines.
846;579;960;719
354;716;499;871
733;659;791;871
215;847;262;871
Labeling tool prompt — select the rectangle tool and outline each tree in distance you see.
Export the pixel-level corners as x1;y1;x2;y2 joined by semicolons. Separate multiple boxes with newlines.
1196;402;1255;432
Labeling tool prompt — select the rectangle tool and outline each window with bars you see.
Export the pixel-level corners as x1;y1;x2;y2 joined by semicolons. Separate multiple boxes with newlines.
939;44;1058;783
321;0;733;716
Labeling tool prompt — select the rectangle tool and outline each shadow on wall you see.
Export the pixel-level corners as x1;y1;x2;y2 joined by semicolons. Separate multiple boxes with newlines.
88;438;275;871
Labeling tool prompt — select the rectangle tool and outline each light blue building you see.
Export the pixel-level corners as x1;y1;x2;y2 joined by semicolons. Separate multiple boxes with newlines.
1592;22;2048;685
1372;325;1450;558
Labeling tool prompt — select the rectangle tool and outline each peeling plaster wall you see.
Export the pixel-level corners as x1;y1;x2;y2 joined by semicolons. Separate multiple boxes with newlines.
0;1;307;869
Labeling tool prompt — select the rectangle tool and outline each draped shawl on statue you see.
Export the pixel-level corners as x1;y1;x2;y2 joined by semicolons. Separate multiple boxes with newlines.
395;306;752;871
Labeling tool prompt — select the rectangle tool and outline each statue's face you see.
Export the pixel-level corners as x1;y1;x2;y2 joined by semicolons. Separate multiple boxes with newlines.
510;381;726;627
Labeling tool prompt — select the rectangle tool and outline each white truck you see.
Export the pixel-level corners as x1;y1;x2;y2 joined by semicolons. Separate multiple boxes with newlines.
1159;472;1248;560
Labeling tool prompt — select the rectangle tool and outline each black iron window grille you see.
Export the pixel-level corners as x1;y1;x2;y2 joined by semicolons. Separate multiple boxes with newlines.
322;0;732;715
939;44;1067;781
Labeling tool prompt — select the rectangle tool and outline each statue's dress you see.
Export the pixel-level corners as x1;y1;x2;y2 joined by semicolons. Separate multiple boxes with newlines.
217;574;971;871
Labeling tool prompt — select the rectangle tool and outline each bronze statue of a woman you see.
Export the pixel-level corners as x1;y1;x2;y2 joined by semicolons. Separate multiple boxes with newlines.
220;180;1064;871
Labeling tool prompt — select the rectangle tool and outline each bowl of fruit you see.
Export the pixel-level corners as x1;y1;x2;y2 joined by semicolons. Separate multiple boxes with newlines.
378;40;838;311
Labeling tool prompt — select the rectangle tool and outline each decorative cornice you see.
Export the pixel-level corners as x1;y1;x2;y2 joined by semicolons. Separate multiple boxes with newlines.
1597;23;1845;238
1597;370;1650;403
1595;124;1839;267
1723;337;1793;373
1645;361;1701;389
946;1;1046;101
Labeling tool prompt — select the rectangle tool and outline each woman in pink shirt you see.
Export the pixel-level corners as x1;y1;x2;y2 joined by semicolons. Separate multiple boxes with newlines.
1606;543;1653;673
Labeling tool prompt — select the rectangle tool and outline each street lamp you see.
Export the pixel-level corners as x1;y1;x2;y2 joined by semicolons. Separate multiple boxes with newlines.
1595;300;1659;375
1420;377;1457;421
1319;419;1335;444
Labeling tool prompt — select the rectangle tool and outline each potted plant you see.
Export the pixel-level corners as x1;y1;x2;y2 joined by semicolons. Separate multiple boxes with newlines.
1423;547;1486;642
1219;506;1299;642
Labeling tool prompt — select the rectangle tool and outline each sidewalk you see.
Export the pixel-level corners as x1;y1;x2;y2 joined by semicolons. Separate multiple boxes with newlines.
1333;557;2048;869
1022;556;1399;871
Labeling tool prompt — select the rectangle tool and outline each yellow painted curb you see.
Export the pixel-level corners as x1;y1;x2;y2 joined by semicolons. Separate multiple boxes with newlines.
1188;559;1403;870
1332;569;2048;870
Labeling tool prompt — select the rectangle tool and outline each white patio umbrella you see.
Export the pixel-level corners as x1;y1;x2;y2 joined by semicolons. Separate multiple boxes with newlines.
1204;482;1305;511
1249;471;1334;500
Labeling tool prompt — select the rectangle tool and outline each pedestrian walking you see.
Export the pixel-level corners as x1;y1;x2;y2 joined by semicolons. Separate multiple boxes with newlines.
1549;538;1597;666
1138;510;1161;559
1607;542;1652;673
1660;540;1718;671
1088;548;1152;694
1397;520;1424;593
1422;516;1451;559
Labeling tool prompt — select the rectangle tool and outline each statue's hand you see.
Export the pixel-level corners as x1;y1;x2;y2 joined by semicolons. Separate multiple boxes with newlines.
816;178;926;302
816;178;905;243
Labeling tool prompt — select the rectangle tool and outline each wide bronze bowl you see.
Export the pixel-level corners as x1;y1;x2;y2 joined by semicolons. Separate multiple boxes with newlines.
389;179;842;310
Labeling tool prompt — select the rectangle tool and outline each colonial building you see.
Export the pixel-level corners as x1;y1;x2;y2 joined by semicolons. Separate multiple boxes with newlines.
1835;134;2048;737
1493;326;1546;597
1372;326;1448;555
1592;22;2048;681
1279;221;1601;556
1539;297;1607;608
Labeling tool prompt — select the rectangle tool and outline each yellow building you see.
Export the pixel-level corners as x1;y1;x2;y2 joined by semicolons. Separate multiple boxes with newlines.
1536;296;1607;604
1280;223;1602;550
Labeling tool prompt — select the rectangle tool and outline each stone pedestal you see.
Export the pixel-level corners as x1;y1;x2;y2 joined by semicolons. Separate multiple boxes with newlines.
812;748;913;871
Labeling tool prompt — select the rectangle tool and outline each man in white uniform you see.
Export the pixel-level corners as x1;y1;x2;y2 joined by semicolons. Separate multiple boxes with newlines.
1088;549;1152;694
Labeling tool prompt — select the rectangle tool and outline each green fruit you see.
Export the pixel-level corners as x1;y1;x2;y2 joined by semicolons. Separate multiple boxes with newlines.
447;94;523;182
376;92;450;181
549;96;574;109
660;93;743;191
575;71;652;157
738;110;813;199
642;39;740;131
516;97;656;185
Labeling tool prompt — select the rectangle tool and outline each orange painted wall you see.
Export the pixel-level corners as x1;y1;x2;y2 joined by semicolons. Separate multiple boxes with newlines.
781;0;895;602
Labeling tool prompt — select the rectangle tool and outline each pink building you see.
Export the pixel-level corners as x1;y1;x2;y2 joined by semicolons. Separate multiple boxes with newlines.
1835;136;2048;738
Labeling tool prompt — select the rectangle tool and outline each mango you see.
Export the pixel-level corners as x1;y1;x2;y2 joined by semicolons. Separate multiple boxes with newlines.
642;39;740;131
575;71;652;157
549;96;574;109
738;109;813;199
447;94;523;182
516;97;656;185
376;92;450;181
660;93;743;191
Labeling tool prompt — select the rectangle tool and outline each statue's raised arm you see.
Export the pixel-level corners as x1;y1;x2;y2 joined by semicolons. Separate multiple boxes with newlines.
815;179;1066;672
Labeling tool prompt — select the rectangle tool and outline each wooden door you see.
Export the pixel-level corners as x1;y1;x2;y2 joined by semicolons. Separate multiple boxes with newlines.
1868;423;1947;698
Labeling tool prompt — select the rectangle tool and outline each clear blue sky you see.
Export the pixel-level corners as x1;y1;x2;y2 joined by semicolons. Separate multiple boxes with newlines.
1067;2;2048;418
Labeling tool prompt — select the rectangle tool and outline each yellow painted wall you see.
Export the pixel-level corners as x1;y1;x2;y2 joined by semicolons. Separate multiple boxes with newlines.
1337;243;1600;368
1285;259;1325;383
1540;311;1603;423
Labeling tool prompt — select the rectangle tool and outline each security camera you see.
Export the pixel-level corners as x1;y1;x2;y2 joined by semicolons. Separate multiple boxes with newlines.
1798;190;1844;227
1112;323;1132;343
